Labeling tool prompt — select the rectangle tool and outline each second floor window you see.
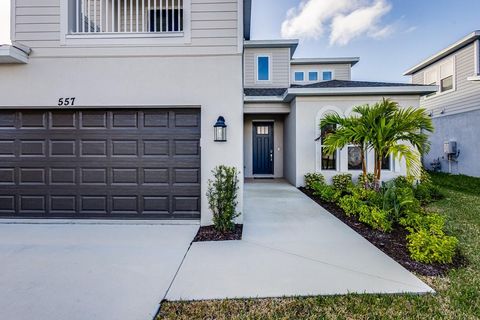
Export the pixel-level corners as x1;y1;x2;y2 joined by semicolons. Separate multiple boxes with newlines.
424;58;455;96
322;71;333;81
257;56;270;81
309;71;318;81
294;72;304;82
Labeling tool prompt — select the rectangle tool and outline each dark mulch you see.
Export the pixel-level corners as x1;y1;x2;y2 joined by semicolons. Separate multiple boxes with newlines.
193;224;243;242
299;187;466;276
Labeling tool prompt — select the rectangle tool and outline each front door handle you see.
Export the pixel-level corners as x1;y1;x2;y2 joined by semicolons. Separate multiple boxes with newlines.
270;150;273;162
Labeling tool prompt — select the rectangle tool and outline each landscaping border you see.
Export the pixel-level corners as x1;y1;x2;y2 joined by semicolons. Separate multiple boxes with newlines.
300;187;465;276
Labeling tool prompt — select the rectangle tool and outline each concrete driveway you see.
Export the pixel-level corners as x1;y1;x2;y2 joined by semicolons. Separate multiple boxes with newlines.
0;222;198;320
166;180;433;301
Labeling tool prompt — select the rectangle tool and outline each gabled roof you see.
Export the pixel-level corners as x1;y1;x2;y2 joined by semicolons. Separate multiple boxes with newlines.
244;39;299;57
244;80;437;102
404;30;480;75
244;0;252;40
291;57;360;66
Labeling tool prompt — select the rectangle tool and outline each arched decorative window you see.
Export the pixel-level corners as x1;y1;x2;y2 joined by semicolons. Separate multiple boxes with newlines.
315;108;342;172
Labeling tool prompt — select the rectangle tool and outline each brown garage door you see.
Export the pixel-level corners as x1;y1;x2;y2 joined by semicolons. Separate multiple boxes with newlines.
0;109;200;220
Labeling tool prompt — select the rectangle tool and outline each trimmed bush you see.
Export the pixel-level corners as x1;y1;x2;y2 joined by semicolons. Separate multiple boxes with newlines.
338;195;363;216
414;182;445;204
406;228;458;264
332;173;353;192
358;173;375;188
304;173;326;190
313;183;341;203
358;205;393;232
206;165;241;233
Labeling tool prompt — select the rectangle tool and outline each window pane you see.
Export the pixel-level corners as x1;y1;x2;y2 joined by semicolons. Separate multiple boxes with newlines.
256;126;269;135
322;148;336;170
381;155;391;170
348;146;363;170
320;124;336;144
441;75;453;92
308;72;318;81
295;72;304;81
258;57;270;81
323;71;333;81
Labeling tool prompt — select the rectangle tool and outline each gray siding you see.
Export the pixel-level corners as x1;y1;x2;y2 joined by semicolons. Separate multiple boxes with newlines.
423;109;480;177
290;63;351;83
244;47;290;88
13;0;240;57
412;43;480;116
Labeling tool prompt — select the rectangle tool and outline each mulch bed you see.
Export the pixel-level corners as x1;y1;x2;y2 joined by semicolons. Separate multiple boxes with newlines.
299;187;466;276
193;224;243;242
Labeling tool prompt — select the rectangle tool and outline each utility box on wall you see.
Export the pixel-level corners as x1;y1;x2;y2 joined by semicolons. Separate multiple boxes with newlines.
444;140;457;155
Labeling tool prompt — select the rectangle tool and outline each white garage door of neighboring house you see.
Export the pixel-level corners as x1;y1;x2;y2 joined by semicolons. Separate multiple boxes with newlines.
0;109;201;220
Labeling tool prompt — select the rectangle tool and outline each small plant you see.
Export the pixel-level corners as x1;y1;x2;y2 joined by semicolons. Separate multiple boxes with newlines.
358;205;393;232
338;195;363;216
304;173;326;190
313;183;341;203
358;173;375;189
206;165;241;233
332;173;353;192
406;228;458;264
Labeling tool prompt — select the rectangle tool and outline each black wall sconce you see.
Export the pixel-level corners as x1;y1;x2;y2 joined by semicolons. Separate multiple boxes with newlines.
214;116;227;142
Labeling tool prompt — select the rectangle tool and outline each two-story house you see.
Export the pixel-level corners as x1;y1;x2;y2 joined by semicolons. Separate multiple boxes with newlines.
405;31;480;177
0;0;435;225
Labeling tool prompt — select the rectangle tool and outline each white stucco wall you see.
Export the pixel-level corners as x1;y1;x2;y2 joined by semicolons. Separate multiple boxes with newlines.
291;95;422;187
283;99;297;185
0;54;244;226
244;114;284;178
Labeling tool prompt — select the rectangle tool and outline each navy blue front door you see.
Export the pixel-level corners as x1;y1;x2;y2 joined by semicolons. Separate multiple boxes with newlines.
253;122;274;175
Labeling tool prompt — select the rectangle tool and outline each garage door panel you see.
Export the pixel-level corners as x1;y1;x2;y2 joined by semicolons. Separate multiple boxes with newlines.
0;109;200;219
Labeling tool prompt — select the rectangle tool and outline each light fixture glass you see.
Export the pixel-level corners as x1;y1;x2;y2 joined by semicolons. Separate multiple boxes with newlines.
214;116;227;142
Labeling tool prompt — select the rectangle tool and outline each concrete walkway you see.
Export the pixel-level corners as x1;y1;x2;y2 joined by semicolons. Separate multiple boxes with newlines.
0;223;198;320
167;180;433;301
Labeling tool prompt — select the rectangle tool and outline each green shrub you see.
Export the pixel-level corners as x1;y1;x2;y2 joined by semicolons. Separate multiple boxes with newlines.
357;173;375;188
332;173;353;191
414;182;445;204
400;210;446;234
391;176;412;189
406;228;458;264
313;183;341;203
358;205;393;232
381;181;418;222
338;195;363;216
304;173;326;190
207;165;241;233
349;185;382;207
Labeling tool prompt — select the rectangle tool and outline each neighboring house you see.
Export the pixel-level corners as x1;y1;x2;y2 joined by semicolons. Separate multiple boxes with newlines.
405;31;480;176
0;0;435;225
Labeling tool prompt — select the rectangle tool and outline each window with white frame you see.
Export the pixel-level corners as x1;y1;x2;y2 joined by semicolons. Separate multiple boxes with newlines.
257;56;270;81
347;145;363;170
424;58;455;96
320;124;337;170
294;71;304;82
308;71;318;81
322;71;333;81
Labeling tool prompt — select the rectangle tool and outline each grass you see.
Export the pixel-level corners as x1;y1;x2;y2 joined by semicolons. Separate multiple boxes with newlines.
158;173;480;320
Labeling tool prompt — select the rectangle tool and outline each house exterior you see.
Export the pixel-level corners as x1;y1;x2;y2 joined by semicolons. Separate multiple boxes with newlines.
405;31;480;176
0;0;435;225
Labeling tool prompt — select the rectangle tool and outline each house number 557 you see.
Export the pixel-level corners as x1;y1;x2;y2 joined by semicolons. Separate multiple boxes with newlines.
58;97;76;107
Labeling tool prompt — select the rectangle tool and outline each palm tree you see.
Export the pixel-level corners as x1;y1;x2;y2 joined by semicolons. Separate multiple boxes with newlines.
367;99;433;185
319;98;433;189
319;112;369;182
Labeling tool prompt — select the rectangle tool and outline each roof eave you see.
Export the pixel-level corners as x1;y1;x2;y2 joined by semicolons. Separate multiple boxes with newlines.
291;57;360;66
288;86;439;97
244;39;300;57
0;45;29;64
404;30;480;75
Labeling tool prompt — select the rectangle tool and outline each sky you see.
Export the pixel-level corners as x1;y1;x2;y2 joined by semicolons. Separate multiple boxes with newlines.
0;0;479;82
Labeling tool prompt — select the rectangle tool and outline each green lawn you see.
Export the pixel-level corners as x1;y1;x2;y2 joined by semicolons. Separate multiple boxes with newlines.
158;173;480;320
